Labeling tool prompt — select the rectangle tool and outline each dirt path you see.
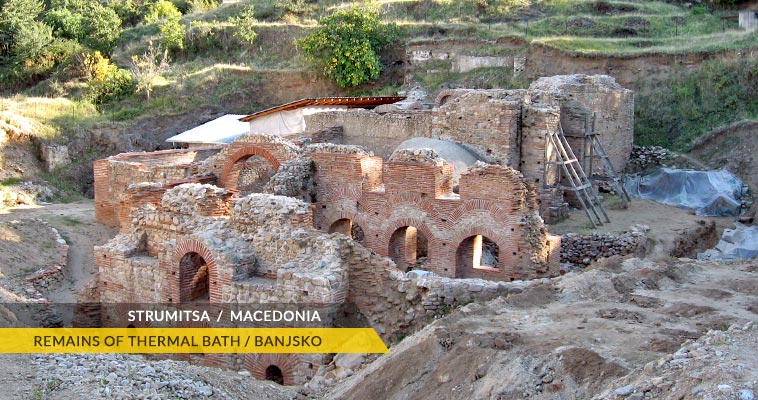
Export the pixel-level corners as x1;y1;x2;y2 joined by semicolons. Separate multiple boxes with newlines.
0;200;116;303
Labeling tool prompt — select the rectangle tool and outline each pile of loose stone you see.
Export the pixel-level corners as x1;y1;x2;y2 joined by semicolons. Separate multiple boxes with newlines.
388;148;446;166
628;146;671;170
594;322;756;400
32;353;300;399
561;225;648;267
34;354;225;399
0;181;55;206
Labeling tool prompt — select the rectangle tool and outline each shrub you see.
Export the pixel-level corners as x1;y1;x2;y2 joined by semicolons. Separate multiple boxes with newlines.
229;4;257;45
144;0;182;24
297;6;396;87
85;52;135;105
130;42;170;100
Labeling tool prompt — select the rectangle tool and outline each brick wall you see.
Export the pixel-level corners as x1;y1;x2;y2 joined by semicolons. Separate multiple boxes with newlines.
310;150;559;282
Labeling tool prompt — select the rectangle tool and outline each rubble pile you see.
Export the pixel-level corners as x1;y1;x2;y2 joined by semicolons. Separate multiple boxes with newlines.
628;146;671;170
561;225;648;266
389;148;446;166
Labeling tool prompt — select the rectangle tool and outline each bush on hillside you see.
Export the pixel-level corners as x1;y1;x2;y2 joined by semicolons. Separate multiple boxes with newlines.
297;6;396;88
229;5;258;45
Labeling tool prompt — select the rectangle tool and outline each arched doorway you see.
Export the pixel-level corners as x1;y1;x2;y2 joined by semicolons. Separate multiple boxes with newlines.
265;365;284;385
328;219;365;244
219;146;282;194
234;155;277;195
179;252;209;302
389;226;429;271
456;235;500;278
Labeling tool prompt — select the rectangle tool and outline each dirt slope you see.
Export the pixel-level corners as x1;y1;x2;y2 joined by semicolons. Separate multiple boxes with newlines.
325;258;757;400
688;120;758;222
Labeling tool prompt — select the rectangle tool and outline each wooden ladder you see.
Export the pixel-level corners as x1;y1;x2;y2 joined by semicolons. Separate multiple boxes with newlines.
546;122;610;228
580;114;631;206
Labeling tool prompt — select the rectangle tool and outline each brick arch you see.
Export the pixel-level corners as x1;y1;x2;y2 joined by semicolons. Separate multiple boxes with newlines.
245;354;300;386
447;199;511;226
386;191;435;214
377;217;436;259
451;226;512;278
219;146;282;190
174;238;221;303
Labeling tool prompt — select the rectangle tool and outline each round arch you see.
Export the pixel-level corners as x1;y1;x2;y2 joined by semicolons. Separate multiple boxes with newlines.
451;227;510;279
219;146;282;191
379;218;436;269
174;238;220;303
244;354;300;386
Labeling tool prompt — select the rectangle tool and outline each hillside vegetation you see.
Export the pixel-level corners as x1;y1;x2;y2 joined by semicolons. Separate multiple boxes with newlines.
0;0;756;189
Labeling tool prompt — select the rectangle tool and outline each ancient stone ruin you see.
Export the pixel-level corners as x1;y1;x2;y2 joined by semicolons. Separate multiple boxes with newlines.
89;74;633;385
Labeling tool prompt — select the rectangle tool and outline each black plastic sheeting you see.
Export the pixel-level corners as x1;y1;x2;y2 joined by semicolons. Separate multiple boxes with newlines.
624;168;745;216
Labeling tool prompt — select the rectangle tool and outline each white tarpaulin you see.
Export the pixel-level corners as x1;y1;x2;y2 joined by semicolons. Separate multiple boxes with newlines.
624;168;745;216
698;224;758;260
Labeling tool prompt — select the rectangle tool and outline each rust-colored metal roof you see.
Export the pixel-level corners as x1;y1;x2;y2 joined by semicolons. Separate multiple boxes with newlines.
239;96;406;122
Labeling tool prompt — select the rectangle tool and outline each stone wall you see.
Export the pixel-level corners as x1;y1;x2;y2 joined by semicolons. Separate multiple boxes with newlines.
529;74;634;174
304;110;434;158
433;89;526;166
560;226;648;266
94;147;222;227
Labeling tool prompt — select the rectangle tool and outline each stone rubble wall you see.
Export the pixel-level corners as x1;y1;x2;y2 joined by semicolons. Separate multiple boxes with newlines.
529;74;634;174
264;157;317;203
39;144;71;171
23;220;69;301
433;89;527;167
304;110;434;158
560;226;648;266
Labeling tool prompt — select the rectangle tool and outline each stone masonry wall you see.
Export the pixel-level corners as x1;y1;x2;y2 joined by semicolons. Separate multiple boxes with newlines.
529;74;634;174
433;89;527;166
304;110;434;158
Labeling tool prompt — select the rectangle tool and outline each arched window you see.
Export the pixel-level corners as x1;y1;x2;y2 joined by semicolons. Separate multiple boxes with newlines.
179;252;209;302
328;219;365;244
389;226;429;271
456;235;500;278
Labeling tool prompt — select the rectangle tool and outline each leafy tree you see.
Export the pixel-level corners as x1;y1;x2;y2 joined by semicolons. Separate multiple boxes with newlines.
44;0;122;53
144;0;184;50
297;6;396;87
0;0;45;56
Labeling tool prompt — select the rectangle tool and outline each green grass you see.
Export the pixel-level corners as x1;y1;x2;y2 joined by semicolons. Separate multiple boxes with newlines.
38;169;83;203
0;177;23;186
635;58;758;151
534;30;758;55
0;96;106;140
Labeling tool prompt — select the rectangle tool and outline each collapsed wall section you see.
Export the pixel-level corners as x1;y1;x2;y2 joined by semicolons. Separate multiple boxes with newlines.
94;147;222;227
